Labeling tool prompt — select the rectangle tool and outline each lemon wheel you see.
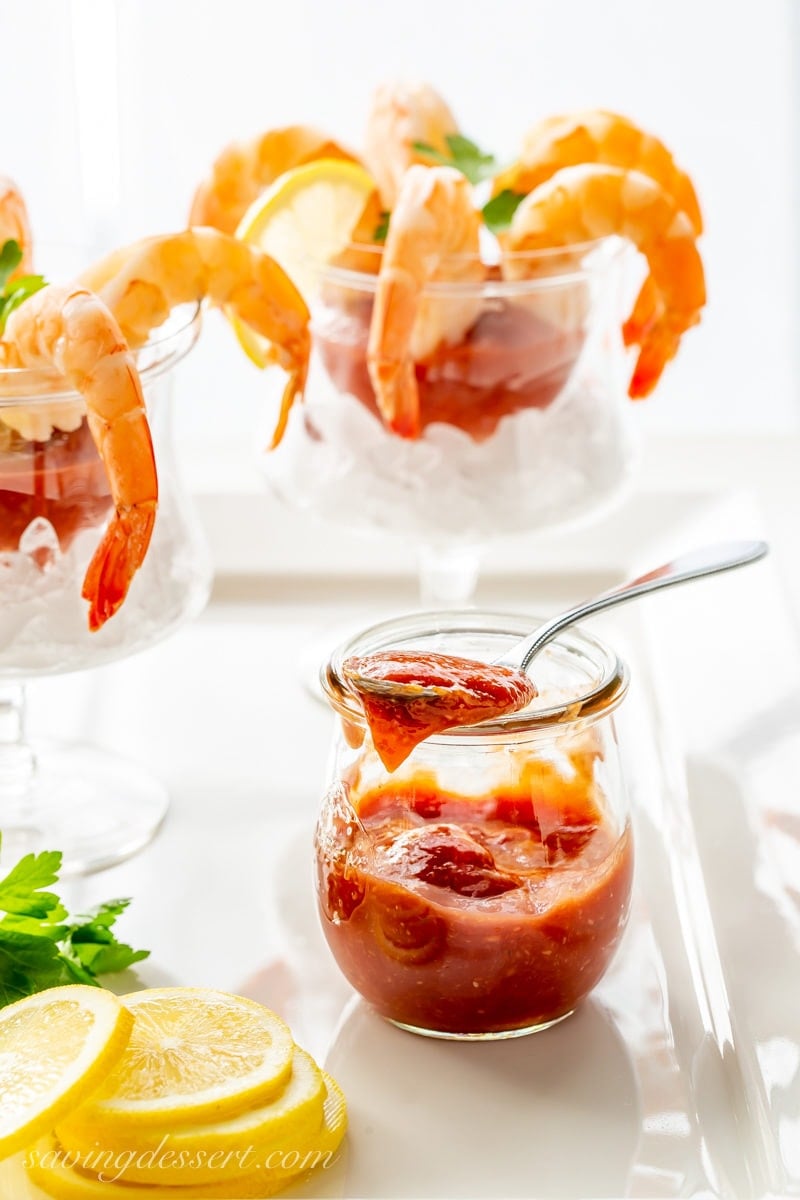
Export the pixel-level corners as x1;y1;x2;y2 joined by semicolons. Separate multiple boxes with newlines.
0;986;133;1162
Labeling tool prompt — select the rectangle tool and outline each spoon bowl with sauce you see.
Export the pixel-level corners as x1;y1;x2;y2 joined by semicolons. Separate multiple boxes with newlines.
342;540;768;770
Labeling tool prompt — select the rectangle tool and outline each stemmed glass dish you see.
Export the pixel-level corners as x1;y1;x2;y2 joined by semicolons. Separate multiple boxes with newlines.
262;238;636;604
0;305;211;873
316;610;633;1039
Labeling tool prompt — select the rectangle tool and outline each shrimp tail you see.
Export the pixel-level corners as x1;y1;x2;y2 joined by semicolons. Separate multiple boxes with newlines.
368;262;426;437
622;276;662;348
81;503;156;631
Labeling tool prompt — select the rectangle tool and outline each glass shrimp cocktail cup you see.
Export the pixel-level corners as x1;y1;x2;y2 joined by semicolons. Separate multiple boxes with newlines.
263;239;637;604
315;610;634;1040
0;305;212;874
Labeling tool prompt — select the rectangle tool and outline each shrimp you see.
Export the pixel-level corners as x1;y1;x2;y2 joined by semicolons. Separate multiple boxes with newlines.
0;176;33;273
80;228;310;446
0;286;156;630
493;111;703;235
494;112;703;349
503;164;706;398
189;125;357;235
367;165;485;438
364;81;459;211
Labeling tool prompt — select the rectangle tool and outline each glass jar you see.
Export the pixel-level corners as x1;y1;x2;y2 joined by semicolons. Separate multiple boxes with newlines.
0;303;212;873
0;304;210;677
316;611;633;1040
263;239;636;553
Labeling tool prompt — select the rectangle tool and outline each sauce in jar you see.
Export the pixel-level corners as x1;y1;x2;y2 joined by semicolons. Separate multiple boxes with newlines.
316;297;585;441
317;762;633;1036
0;420;111;552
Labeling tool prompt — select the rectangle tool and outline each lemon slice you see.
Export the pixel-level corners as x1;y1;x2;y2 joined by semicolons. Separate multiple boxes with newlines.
26;1077;347;1199
56;1046;325;1184
0;986;133;1162
233;157;377;365
71;989;294;1128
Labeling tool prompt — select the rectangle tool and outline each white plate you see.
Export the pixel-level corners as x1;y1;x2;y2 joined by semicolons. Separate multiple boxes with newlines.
2;492;797;1199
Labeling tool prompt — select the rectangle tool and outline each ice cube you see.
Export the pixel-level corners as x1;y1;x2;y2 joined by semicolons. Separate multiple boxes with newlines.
19;517;61;570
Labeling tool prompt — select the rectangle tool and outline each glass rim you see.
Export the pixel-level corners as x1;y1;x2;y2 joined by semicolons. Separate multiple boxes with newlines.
318;235;625;297
0;302;202;406
322;608;630;738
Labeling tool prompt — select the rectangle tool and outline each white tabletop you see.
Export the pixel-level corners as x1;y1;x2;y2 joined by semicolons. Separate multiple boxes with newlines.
6;433;800;1199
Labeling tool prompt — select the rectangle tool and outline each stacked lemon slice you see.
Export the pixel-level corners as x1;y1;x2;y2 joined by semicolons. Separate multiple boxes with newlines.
0;986;346;1198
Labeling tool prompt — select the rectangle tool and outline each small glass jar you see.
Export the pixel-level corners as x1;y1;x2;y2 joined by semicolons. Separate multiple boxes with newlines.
316;611;633;1041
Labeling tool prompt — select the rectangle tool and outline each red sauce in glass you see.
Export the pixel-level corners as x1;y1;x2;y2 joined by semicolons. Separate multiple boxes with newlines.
343;650;537;772
317;775;633;1035
0;420;111;552
316;297;585;440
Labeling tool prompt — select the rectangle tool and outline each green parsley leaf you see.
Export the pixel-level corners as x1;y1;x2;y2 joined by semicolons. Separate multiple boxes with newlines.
373;212;390;242
61;899;149;977
0;849;62;918
0;239;23;290
0;272;47;337
0;928;72;1007
411;140;451;167
481;189;527;235
412;134;498;186
0;834;149;1006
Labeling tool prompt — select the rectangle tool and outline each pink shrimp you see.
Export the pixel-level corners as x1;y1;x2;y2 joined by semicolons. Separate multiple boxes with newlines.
364;81;460;210
494;112;703;354
0;286;156;630
367;165;484;438
80;228;311;446
503;164;706;397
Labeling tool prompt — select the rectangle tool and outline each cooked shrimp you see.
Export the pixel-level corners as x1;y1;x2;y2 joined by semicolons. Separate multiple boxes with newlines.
493;111;703;235
503;164;706;397
189;125;356;235
0;286;156;630
494;111;704;354
367;165;484;438
364;81;459;210
81;228;310;446
0;176;33;273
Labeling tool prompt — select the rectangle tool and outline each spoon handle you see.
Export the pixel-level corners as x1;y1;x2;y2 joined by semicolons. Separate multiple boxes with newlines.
502;540;769;674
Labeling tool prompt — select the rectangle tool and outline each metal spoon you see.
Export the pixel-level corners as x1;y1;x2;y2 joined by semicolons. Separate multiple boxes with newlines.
345;540;769;699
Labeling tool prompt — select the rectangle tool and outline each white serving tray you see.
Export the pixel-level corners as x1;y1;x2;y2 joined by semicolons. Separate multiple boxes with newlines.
2;490;798;1199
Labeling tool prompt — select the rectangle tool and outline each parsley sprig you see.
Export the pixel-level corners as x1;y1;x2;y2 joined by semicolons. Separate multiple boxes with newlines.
413;134;498;187
408;141;528;236
0;239;46;337
0;833;149;1008
480;188;527;235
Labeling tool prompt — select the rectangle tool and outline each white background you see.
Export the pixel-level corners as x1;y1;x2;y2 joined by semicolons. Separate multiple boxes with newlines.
1;0;798;446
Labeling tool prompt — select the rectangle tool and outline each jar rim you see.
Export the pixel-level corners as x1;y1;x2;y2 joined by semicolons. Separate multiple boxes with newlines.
322;608;629;738
0;302;202;405
316;235;626;298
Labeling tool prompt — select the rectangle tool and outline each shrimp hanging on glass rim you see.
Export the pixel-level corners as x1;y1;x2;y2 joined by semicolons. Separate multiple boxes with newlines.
80;227;311;446
501;163;706;398
0;285;156;631
367;164;485;439
493;111;703;353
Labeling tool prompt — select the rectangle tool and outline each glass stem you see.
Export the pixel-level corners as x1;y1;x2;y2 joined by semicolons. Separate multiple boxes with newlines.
0;685;37;818
418;544;482;607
